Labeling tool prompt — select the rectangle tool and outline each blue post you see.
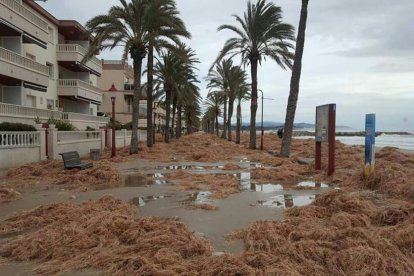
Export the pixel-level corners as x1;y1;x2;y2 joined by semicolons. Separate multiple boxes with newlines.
364;114;376;176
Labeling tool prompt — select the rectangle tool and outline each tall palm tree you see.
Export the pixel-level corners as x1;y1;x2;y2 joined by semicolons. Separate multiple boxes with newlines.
206;59;233;140
235;82;250;144
226;65;248;141
85;0;149;154
281;0;309;157
154;43;198;142
215;0;295;149
205;92;222;136
145;0;190;147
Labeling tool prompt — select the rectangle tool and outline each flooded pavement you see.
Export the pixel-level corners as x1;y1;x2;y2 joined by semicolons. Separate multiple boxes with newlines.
0;157;333;273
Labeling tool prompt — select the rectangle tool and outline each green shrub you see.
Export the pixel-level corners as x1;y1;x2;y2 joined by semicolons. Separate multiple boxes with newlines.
86;126;96;131
47;117;76;131
107;119;123;130
0;122;36;131
123;122;133;130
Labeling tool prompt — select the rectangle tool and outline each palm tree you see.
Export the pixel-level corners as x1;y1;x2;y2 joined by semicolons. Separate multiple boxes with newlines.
235;82;250;144
226;65;248;141
85;0;149;154
145;0;190;147
215;0;295;149
154;43;199;142
207;59;231;139
281;0;309;157
205;92;222;136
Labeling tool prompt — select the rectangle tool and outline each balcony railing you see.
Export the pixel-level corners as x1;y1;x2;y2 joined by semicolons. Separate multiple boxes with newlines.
60;112;109;123
0;0;48;31
57;44;102;69
58;79;102;94
58;79;103;103
0;102;109;124
0;47;49;75
0;102;60;119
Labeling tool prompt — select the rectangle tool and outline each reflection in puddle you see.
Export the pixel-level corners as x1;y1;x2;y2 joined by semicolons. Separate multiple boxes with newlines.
130;195;173;207
181;191;213;206
251;183;284;192
158;165;195;170
297;181;329;188
122;174;168;187
240;172;251;189
256;194;316;209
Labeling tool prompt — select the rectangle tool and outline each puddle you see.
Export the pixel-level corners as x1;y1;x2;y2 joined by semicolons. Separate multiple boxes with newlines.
130;195;173;207
252;184;284;192
158;165;195;170
181;191;213;206
297;181;329;188
256;194;317;209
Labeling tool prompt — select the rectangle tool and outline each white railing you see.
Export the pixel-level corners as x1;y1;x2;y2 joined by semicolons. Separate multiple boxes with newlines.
58;79;102;95
0;0;48;30
61;112;109;123
57;131;101;143
57;44;102;68
0;102;109;124
0;102;60;119
0;47;49;75
0;131;40;148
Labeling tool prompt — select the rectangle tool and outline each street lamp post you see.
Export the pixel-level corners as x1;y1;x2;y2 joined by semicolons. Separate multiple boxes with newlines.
109;84;117;157
259;90;264;151
258;89;275;151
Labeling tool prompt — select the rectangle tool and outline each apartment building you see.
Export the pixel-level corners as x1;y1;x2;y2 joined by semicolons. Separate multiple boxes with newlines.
98;59;166;129
0;0;106;128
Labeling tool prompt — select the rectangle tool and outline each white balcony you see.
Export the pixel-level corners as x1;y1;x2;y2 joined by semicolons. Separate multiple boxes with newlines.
0;102;109;129
0;0;48;44
57;44;102;76
0;47;49;86
58;79;103;104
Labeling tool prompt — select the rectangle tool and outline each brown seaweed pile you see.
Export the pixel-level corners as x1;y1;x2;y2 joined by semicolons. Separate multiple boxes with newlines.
0;196;213;275
0;188;21;204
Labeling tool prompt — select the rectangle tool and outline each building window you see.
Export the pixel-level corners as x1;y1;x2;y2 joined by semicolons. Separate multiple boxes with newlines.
46;63;54;78
90;108;94;115
40;97;43;105
47;99;54;110
55;100;59;108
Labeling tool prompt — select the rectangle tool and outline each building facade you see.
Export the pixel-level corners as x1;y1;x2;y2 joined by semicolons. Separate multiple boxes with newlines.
98;59;166;130
0;0;107;129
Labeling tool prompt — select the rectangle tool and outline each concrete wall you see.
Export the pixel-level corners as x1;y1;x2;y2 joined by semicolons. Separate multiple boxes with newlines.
0;147;42;169
57;139;101;157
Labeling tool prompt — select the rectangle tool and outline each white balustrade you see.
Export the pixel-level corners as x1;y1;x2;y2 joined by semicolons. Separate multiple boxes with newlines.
0;131;39;148
0;47;49;75
0;0;48;30
0;102;60;118
57;44;102;68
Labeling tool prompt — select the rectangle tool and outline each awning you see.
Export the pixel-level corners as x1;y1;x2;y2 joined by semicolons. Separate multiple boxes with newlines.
76;61;101;77
0;19;22;35
23;82;47;92
23;33;47;49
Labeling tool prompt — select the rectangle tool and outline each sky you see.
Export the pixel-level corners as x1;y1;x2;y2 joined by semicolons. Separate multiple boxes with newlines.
40;0;414;132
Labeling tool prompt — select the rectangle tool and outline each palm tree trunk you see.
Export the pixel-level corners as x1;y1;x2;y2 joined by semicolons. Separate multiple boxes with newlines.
249;58;258;149
227;99;234;141
146;44;154;147
236;102;241;144
215;113;219;136
172;95;177;139
221;95;227;139
130;52;145;154
165;86;171;143
281;0;309;157
176;104;182;139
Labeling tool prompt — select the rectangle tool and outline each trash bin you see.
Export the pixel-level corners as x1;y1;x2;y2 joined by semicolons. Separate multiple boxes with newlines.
90;149;101;161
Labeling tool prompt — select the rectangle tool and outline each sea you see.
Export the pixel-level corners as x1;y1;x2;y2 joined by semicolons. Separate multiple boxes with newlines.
266;129;414;151
294;134;414;151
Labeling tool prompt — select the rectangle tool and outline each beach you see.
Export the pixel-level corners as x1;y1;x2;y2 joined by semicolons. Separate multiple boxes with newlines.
0;132;413;275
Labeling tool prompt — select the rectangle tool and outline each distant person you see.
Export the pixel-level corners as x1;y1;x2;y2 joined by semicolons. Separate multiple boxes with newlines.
277;127;284;139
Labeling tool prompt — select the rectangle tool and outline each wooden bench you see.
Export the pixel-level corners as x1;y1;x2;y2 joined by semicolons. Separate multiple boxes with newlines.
59;151;93;170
